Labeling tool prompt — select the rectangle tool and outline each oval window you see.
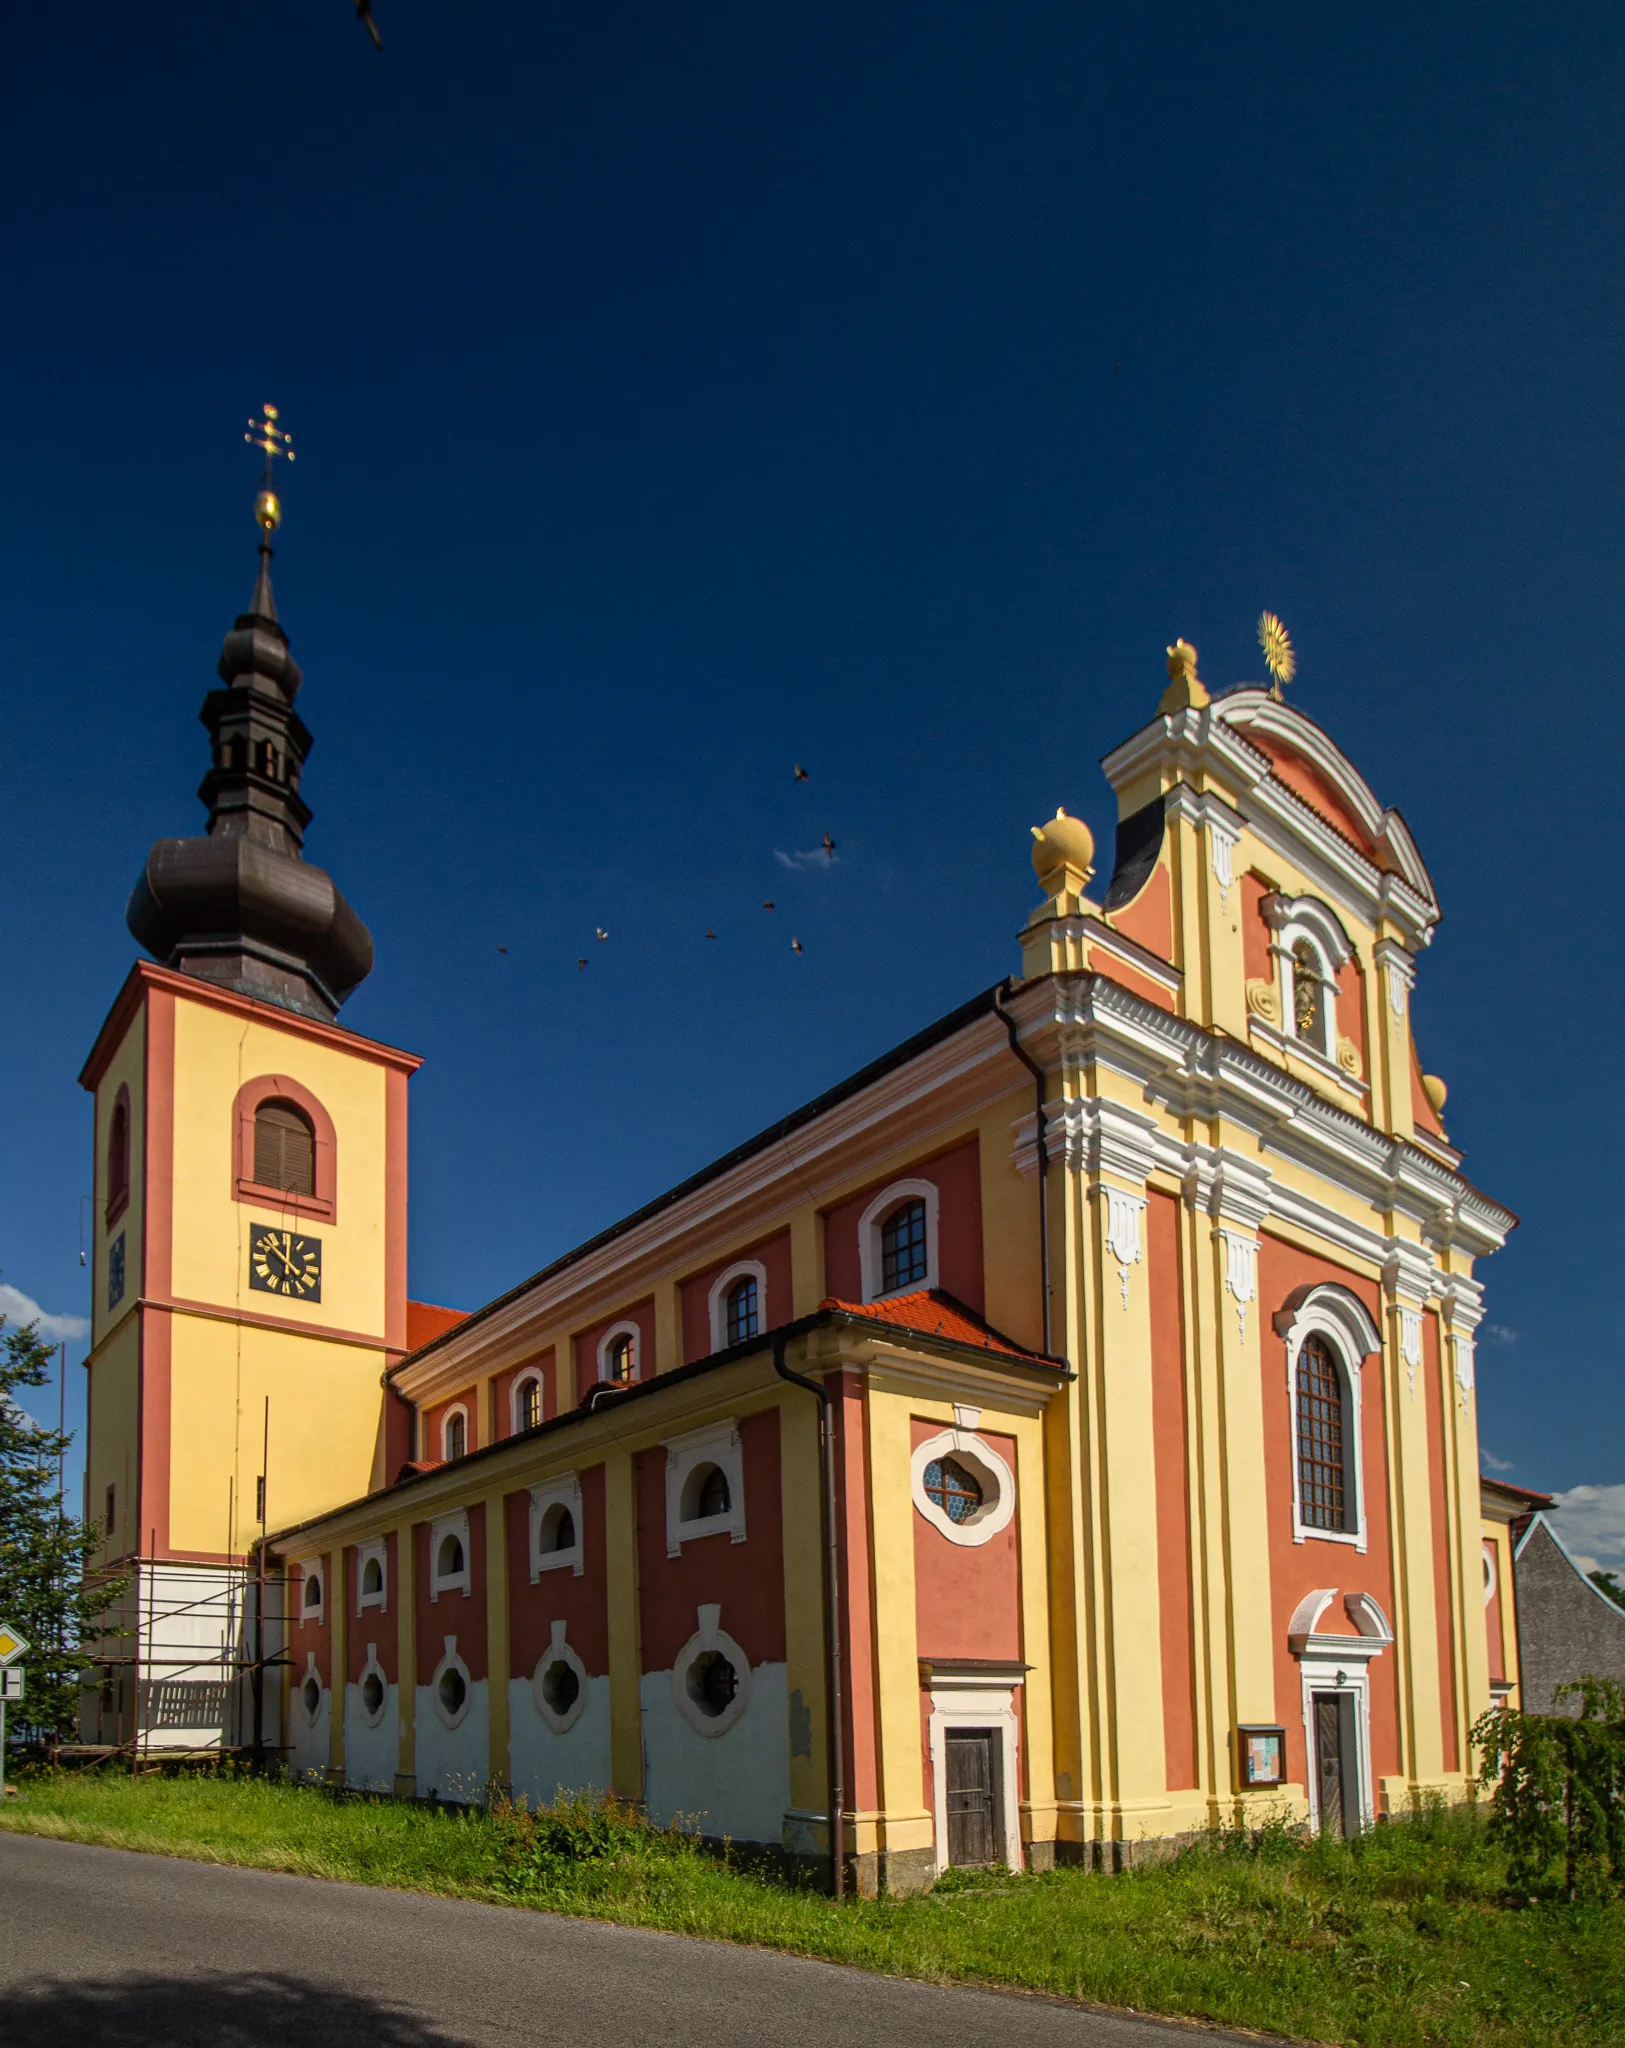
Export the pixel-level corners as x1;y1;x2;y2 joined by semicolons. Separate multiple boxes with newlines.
361;1670;385;1717
438;1665;467;1717
924;1456;984;1525
541;1659;580;1716
301;1673;322;1718
686;1650;738;1719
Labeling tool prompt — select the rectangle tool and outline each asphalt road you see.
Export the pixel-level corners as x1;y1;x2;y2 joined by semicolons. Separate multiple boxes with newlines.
0;1833;1258;2047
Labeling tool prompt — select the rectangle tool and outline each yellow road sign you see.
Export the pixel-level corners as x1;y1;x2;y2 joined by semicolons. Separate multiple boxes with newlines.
0;1623;30;1665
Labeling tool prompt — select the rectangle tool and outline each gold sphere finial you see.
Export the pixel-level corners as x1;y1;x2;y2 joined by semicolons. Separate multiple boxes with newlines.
1030;806;1095;894
244;403;295;537
255;489;282;534
1159;637;1210;713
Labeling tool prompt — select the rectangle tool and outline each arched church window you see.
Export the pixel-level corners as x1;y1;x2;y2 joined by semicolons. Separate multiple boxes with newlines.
361;1555;384;1599
514;1374;542;1432
725;1275;759;1346
881;1198;929;1293
607;1333;635;1383
254;1100;316;1196
1295;1335;1351;1532
442;1411;467;1462
437;1532;465;1578
106;1091;131;1221
1292;940;1325;1047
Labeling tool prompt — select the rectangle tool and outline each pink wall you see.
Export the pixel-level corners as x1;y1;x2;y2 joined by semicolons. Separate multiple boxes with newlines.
909;1417;1021;1662
289;1553;331;1687
1258;1235;1400;1795
1147;1191;1197;1791
635;1409;786;1673
344;1531;399;1685
506;1463;610;1679
679;1230;794;1362
573;1299;657;1387
821;1138;984;1314
414;1506;488;1683
492;1348;557;1438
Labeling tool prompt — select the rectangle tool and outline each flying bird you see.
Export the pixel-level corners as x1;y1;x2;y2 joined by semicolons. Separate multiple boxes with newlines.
821;832;836;859
762;899;775;911
793;764;809;782
496;946;508;955
354;0;383;50
791;938;804;954
595;928;609;941
577;958;588;971
705;928;717;940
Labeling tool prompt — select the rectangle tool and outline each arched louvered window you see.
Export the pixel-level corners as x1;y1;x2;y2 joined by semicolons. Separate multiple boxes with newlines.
1295;1335;1351;1532
106;1091;131;1219
254;1100;316;1196
881;1197;929;1294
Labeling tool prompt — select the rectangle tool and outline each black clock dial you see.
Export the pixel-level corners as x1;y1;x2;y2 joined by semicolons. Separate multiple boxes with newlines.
248;1226;322;1302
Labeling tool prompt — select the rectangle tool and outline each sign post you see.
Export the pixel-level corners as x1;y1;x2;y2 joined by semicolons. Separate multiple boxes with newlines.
0;1624;30;1800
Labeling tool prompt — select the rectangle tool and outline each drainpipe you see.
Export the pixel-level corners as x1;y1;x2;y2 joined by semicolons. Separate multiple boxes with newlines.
994;979;1052;1357
772;1332;845;1902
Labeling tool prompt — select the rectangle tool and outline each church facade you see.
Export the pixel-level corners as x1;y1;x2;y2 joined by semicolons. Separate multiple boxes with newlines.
78;543;1518;1889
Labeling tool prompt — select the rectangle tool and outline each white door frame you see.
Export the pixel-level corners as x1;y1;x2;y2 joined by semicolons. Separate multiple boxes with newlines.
924;1671;1023;1871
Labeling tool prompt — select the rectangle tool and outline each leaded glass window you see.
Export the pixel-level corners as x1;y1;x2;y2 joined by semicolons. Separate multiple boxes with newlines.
881;1197;929;1293
726;1275;759;1345
1296;1335;1349;1532
924;1455;983;1525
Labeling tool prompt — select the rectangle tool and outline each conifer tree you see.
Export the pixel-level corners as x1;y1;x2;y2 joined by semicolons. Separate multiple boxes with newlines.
0;1317;120;1738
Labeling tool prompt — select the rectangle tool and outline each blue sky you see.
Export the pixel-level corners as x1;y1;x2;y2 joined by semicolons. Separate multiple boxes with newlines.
1;2;1619;1565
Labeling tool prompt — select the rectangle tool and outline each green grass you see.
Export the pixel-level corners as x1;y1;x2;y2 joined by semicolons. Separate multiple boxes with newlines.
3;1771;1621;2046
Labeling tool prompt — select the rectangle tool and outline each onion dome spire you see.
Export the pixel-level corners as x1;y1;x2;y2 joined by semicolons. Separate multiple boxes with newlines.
125;407;374;1022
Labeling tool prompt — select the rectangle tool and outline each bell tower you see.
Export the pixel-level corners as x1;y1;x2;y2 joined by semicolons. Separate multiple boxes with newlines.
78;414;421;1751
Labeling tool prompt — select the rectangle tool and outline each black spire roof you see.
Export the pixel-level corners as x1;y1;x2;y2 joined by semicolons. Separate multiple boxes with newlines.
125;542;373;1022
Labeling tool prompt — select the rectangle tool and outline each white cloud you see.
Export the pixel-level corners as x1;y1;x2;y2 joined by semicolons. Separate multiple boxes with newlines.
1482;1324;1518;1346
773;847;839;872
0;1284;88;1345
1481;1448;1515;1473
1548;1484;1625;1577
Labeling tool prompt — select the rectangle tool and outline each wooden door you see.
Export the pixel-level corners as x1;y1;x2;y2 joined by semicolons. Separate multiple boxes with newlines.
945;1728;999;1866
1312;1691;1359;1838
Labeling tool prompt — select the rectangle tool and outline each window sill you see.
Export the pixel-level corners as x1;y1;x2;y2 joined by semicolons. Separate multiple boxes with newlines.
235;1177;336;1223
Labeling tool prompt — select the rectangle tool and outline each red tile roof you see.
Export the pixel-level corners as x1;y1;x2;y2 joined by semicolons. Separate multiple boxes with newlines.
817;1289;1053;1365
406;1300;469;1350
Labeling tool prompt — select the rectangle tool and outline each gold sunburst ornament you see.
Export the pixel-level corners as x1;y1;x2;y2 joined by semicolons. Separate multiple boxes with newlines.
1258;611;1296;701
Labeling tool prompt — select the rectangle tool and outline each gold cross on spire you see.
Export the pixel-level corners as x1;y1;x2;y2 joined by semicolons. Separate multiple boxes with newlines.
244;403;295;535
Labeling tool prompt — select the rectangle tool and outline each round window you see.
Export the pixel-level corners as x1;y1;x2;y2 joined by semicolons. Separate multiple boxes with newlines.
540;1659;580;1716
924;1455;984;1524
301;1673;322;1718
686;1649;737;1718
361;1670;385;1717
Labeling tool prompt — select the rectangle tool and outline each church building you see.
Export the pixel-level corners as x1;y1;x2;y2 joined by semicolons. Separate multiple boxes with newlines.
77;499;1519;1889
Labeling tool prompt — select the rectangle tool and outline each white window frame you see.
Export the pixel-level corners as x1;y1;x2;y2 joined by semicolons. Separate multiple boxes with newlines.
859;1177;940;1303
911;1425;1016;1548
1483;1539;1498;1608
708;1259;769;1353
356;1642;388;1728
439;1402;470;1463
596;1320;642;1384
664;1420;746;1557
297;1651;325;1728
298;1558;324;1624
428;1508;472;1601
924;1668;1024;1872
356;1538;388;1615
509;1367;546;1435
1276;1285;1381;1553
1287;1589;1393;1833
430;1633;472;1730
669;1602;753;1739
528;1473;585;1579
1263;893;1352;1065
531;1618;589;1735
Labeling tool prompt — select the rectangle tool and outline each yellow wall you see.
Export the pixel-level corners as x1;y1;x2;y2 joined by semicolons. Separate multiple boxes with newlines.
168;998;391;1338
85;1314;140;1563
90;1007;146;1354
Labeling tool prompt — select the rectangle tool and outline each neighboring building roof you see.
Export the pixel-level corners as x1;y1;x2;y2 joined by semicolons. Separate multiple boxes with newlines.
1511;1512;1625;1716
1481;1474;1553;1516
817;1289;1050;1365
405;1300;469;1350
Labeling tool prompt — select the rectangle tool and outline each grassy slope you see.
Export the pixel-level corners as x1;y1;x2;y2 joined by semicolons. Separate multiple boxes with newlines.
3;1774;1620;2048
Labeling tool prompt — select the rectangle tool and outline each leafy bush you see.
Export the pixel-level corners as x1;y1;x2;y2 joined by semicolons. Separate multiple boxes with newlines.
487;1789;695;1898
1474;1677;1625;1900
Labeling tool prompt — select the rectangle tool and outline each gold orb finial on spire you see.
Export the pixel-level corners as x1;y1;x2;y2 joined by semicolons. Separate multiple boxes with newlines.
1159;637;1209;713
244;403;295;536
1258;611;1296;701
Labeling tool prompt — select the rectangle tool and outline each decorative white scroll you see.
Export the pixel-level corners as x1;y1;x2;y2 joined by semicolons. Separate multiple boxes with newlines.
1102;1189;1144;1309
1387;963;1407;1020
1399;1306;1422;1402
1209;818;1236;912
1220;1230;1258;1341
1454;1335;1475;1406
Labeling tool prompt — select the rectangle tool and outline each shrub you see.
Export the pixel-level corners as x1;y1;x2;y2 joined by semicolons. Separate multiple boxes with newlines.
1474;1676;1625;1900
487;1789;691;1897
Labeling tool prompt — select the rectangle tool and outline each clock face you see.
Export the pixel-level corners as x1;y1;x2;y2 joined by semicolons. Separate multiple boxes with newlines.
249;1226;322;1302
